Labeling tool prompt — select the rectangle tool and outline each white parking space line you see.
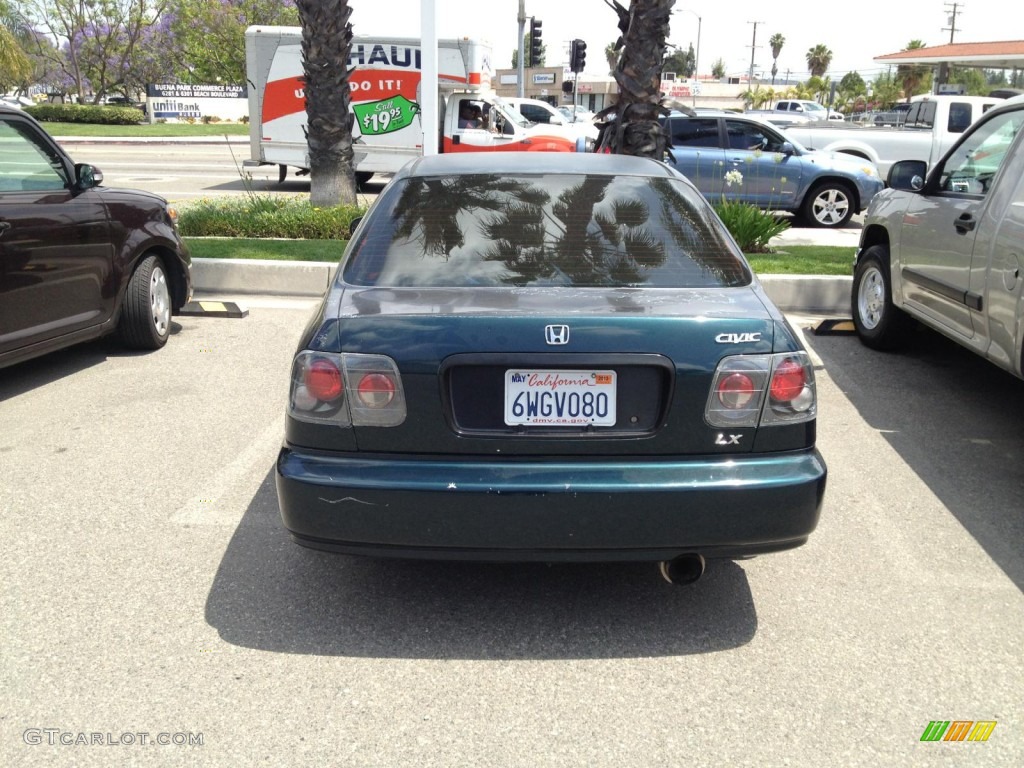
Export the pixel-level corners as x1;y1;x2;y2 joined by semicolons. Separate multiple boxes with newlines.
170;415;285;526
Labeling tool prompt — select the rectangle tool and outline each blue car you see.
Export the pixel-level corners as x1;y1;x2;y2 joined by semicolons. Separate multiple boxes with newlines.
661;112;884;228
276;153;826;584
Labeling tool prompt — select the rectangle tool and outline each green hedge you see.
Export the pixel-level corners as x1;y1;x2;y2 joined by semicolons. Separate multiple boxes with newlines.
178;196;365;240
25;103;144;125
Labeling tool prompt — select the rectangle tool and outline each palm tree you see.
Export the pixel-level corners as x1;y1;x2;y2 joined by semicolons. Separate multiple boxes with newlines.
769;33;784;85
604;41;620;75
295;0;357;207
897;40;931;102
600;0;674;159
805;44;832;78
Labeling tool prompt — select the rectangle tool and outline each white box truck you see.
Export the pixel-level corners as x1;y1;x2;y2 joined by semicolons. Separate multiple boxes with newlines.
244;26;581;184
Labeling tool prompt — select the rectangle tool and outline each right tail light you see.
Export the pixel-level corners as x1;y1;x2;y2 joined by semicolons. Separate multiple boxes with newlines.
705;352;816;428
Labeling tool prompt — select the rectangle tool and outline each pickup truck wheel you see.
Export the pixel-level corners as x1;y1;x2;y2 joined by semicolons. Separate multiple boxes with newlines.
355;172;373;187
802;181;854;228
119;254;171;350
852;246;907;349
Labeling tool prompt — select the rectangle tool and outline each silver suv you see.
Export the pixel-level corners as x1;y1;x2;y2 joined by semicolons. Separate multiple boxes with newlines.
852;98;1024;379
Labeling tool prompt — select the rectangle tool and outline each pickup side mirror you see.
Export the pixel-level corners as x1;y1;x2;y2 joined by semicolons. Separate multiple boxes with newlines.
75;163;103;190
887;160;927;191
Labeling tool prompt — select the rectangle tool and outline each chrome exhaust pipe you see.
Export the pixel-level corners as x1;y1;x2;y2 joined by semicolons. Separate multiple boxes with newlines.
658;554;706;585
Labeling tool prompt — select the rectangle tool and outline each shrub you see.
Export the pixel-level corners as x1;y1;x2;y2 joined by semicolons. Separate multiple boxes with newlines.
178;195;365;240
25;103;144;125
714;200;789;253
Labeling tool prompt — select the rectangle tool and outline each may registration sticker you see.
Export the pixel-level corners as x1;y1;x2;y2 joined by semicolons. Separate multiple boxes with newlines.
504;370;617;426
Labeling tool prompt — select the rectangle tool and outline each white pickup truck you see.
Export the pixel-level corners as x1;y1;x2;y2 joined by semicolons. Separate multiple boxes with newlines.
851;96;1024;380
783;95;1004;178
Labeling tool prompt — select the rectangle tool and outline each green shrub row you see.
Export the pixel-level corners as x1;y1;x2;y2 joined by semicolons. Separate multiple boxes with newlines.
25;103;144;125
178;195;365;240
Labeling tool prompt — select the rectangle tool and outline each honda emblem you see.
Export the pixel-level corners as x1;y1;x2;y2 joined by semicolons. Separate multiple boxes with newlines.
545;325;570;345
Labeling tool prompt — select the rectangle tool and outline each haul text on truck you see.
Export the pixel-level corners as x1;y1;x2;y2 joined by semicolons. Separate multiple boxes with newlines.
245;27;582;185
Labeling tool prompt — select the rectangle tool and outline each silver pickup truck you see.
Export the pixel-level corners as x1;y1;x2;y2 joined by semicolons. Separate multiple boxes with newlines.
851;97;1024;379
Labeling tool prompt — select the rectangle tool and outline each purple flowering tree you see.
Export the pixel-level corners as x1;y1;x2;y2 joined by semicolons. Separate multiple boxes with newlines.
24;0;169;103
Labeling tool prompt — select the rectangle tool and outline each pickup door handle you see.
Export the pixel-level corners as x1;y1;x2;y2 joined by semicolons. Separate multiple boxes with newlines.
954;213;976;234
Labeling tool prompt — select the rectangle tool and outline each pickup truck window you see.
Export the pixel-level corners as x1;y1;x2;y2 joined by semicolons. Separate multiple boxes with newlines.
939;109;1024;195
905;101;937;130
947;103;972;133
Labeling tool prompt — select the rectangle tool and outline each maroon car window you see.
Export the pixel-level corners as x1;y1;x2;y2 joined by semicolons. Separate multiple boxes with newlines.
344;173;751;288
0;119;68;191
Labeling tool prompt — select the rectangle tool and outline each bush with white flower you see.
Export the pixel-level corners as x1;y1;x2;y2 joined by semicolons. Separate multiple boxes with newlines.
712;168;790;253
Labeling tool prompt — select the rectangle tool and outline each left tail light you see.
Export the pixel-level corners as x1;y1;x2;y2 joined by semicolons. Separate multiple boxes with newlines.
705;352;816;428
288;352;406;427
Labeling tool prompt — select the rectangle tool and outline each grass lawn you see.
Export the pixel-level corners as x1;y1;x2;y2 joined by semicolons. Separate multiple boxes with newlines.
747;246;855;275
185;238;854;275
41;122;249;137
185;238;345;263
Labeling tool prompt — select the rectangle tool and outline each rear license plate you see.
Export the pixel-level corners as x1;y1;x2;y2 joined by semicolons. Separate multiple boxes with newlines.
504;370;617;426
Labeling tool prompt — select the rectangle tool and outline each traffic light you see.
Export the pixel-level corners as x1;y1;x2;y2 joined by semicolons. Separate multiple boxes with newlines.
562;80;574;94
529;18;542;67
570;39;587;73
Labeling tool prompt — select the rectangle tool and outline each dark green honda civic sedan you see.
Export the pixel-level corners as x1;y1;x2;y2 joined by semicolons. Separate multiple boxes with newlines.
276;152;826;583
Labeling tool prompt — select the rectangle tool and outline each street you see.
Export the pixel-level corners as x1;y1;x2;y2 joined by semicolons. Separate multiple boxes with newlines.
54;139;389;205
1;299;1021;766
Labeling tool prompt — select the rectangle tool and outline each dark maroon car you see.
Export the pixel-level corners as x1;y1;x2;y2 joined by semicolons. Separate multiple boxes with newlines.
0;106;192;369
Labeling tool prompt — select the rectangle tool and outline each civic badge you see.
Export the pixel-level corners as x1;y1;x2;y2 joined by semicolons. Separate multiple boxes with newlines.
545;325;570;345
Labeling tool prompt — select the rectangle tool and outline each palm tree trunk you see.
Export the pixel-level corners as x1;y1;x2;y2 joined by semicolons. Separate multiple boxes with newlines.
296;0;357;207
602;0;674;159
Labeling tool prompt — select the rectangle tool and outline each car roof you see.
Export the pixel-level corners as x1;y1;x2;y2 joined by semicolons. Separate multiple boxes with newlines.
401;152;679;180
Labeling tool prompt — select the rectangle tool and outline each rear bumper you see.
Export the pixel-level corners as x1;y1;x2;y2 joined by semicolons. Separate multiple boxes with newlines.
276;447;827;561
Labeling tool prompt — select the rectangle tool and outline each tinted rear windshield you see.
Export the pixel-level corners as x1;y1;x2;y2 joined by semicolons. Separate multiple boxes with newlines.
343;173;751;288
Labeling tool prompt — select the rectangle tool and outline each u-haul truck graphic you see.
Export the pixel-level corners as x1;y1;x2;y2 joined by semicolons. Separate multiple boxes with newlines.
244;26;578;184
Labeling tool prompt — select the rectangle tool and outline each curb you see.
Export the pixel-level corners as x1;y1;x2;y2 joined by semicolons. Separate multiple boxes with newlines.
192;258;336;298
190;259;853;315
758;274;852;314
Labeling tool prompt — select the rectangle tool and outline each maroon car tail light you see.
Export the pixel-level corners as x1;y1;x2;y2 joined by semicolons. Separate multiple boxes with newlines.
289;352;406;427
705;352;816;428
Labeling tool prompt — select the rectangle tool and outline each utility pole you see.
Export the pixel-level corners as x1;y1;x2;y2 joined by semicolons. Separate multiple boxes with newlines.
942;2;962;43
747;21;764;89
938;2;963;88
517;0;526;98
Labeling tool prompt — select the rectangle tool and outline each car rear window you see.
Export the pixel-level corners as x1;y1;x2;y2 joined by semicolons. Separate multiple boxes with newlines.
343;173;751;288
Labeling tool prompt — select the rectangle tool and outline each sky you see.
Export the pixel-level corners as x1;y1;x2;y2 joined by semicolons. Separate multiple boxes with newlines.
346;0;1016;82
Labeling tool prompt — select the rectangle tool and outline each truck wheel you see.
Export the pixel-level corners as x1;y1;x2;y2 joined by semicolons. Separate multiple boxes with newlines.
355;172;373;188
802;181;854;228
119;254;171;350
852;245;907;350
